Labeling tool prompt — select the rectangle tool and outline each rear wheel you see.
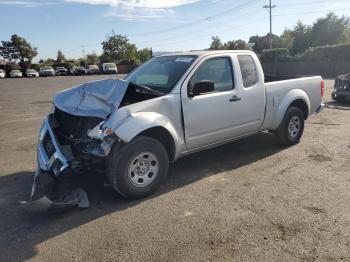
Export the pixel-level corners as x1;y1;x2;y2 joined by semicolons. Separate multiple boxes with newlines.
106;136;169;199
275;107;304;146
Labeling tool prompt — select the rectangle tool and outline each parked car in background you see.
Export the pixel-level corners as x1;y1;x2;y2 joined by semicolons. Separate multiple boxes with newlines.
88;65;100;75
10;69;22;78
102;63;118;74
75;67;88;75
0;69;5;78
40;67;55;77
26;69;39;78
55;67;68;76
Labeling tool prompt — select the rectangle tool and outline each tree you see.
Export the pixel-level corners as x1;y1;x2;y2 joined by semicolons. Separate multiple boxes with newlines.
248;34;282;54
137;48;152;63
280;29;294;50
56;49;66;62
290;21;312;55
0;34;37;72
311;12;350;46
224;39;251;50
209;36;224;50
101;32;139;63
44;58;55;66
79;58;87;67
86;52;99;65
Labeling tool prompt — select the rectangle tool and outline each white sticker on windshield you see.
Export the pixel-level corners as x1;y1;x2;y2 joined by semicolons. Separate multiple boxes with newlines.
175;57;194;63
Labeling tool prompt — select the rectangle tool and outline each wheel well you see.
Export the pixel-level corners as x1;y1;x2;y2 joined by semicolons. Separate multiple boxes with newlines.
289;99;309;119
138;127;176;161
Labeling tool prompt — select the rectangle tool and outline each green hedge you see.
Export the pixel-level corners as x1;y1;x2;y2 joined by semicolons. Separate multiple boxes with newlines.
261;48;296;63
117;59;137;66
262;43;350;63
301;43;350;62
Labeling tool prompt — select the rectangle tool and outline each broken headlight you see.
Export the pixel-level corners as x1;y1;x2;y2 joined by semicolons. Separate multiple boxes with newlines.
87;121;114;140
85;122;117;157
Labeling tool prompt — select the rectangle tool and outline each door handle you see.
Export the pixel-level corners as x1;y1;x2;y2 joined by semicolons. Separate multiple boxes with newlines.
229;95;241;102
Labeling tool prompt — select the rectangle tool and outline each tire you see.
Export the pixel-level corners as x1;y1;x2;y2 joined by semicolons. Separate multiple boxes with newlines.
275;107;305;146
106;136;169;199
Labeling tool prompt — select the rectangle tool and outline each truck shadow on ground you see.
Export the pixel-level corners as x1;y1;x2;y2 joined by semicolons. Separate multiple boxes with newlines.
0;132;283;261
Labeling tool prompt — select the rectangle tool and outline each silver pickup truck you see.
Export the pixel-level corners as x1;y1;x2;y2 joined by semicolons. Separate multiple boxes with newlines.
20;50;324;212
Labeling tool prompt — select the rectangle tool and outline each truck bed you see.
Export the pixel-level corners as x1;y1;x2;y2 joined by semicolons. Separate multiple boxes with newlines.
265;74;305;83
261;76;323;131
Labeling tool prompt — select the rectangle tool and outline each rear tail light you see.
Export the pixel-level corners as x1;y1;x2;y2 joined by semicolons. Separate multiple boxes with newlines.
321;79;324;97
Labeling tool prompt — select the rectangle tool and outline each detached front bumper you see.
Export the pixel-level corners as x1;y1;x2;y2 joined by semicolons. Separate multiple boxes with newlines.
19;169;89;213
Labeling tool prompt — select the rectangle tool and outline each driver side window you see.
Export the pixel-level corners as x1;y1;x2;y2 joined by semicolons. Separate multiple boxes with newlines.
189;57;234;94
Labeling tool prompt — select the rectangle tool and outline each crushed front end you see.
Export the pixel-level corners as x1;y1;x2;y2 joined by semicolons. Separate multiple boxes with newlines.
20;111;115;213
19;79;161;212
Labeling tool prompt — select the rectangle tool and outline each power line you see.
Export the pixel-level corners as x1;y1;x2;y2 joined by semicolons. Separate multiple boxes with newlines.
38;4;350;58
134;3;350;48
274;7;350;17
263;0;276;49
148;17;268;48
148;6;350;49
135;8;265;46
278;0;347;7
128;0;263;37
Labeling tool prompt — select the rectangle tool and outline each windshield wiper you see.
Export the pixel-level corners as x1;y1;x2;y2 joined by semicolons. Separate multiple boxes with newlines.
128;82;165;96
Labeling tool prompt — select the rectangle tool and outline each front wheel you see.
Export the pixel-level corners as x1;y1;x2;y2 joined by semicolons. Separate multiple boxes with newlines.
275;107;305;146
106;136;169;199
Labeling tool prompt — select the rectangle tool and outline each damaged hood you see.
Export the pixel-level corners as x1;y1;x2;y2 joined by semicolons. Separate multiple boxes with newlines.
54;79;129;119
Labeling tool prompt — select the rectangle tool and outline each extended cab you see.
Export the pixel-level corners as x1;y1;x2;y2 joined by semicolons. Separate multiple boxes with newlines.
21;51;324;212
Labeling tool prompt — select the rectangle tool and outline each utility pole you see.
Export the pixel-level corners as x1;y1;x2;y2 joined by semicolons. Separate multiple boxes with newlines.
81;45;85;58
263;0;276;49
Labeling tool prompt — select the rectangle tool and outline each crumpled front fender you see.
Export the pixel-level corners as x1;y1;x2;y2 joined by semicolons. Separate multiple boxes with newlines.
105;111;183;158
114;112;179;142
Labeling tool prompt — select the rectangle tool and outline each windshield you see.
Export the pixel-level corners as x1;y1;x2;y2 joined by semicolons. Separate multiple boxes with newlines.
105;63;116;69
126;55;197;93
44;67;53;70
27;69;36;72
12;70;20;73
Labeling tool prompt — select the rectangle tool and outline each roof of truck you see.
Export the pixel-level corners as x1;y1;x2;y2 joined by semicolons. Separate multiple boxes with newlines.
159;50;254;58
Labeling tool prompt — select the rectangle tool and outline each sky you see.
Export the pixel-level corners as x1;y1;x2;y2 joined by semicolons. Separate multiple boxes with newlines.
0;0;350;62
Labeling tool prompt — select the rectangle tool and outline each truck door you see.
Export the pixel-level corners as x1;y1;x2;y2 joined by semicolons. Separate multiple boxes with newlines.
235;54;266;131
181;54;265;150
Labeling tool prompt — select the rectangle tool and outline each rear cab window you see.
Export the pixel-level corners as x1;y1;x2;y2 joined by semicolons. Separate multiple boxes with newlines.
237;55;258;88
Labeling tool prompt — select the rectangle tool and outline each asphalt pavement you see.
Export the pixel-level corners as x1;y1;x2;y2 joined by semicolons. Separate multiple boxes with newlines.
0;76;349;261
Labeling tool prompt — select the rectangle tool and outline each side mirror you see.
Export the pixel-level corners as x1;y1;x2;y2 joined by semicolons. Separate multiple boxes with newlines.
188;80;215;97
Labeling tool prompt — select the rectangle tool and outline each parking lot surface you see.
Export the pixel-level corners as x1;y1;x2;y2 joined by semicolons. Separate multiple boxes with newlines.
0;76;350;261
